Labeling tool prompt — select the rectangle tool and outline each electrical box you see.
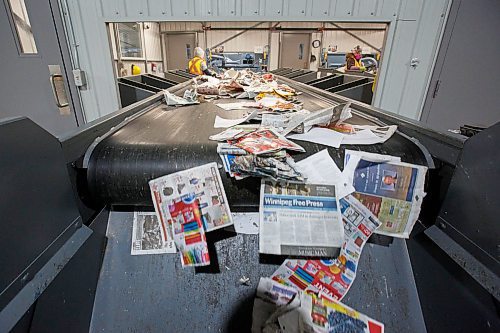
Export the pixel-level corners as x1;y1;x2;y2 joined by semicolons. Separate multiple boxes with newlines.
72;69;87;87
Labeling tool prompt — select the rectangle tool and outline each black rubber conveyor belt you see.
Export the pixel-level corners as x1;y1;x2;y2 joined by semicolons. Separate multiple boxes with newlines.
86;82;429;209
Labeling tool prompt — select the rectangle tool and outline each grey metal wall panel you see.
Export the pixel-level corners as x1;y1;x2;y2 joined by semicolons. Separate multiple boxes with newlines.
218;0;237;16
171;0;193;16
354;0;377;17
398;0;424;20
311;0;331;16
377;0;400;17
333;0;355;16
421;0;500;132
123;0;147;16
264;0;284;16
147;0;171;16
285;0;307;16
241;0;261;16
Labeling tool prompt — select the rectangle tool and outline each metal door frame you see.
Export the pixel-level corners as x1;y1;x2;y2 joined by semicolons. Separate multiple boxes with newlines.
278;32;312;69
162;31;198;70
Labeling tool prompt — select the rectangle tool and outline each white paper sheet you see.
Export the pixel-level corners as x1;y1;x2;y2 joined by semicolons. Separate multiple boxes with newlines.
341;125;397;145
340;129;379;144
214;101;260;110
213;110;259;128
288;127;345;148
295;149;354;199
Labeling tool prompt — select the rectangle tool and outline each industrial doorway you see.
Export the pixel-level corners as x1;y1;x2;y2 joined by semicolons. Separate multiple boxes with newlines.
279;33;311;69
164;33;196;70
0;0;82;136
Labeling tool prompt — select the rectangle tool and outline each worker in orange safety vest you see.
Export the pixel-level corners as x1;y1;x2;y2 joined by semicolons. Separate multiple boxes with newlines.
188;47;216;76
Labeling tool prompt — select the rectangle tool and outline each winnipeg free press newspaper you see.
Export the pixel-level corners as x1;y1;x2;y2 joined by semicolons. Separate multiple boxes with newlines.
259;180;344;257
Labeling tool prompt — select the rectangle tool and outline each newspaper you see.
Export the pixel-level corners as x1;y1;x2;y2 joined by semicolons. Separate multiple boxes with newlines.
209;128;247;141
297;293;384;333
164;90;199;106
226;154;303;181
259;181;344;256
149;163;233;266
344;152;427;238
260;110;311;135
300;103;350;131
217;142;248;155
131;212;176;255
344;149;401;165
210;125;258;142
271;195;381;301
233;128;305;155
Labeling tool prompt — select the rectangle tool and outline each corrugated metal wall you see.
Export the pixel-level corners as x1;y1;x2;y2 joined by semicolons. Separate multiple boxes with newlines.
64;0;450;122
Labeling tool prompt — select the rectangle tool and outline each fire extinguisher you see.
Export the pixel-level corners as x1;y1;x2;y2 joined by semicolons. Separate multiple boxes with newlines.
151;63;157;73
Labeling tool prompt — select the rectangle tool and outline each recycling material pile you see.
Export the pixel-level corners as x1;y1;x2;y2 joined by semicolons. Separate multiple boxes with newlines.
134;69;431;332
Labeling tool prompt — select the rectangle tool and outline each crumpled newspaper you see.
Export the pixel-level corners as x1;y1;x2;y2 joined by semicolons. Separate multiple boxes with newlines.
230;153;303;181
164;90;199;106
183;89;198;103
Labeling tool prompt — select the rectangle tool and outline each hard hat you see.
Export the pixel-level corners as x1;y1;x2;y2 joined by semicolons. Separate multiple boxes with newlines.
132;64;141;75
194;47;205;59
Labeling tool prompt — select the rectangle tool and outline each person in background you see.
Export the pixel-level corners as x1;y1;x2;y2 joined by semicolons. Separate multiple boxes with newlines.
188;47;216;76
345;46;366;72
346;52;363;71
353;45;363;62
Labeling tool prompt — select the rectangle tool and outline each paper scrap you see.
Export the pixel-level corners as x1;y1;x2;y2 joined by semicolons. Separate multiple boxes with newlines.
214;110;259;128
131;212;176;255
288;127;345;148
164;90;199;106
296;149;354;199
215;101;261;111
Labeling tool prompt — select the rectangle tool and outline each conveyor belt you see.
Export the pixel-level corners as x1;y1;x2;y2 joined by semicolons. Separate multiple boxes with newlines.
86;80;429;208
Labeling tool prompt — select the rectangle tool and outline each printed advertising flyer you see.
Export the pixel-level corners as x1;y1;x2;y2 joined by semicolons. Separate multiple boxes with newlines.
350;158;427;238
271;195;381;301
149;163;233;266
299;293;384;333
